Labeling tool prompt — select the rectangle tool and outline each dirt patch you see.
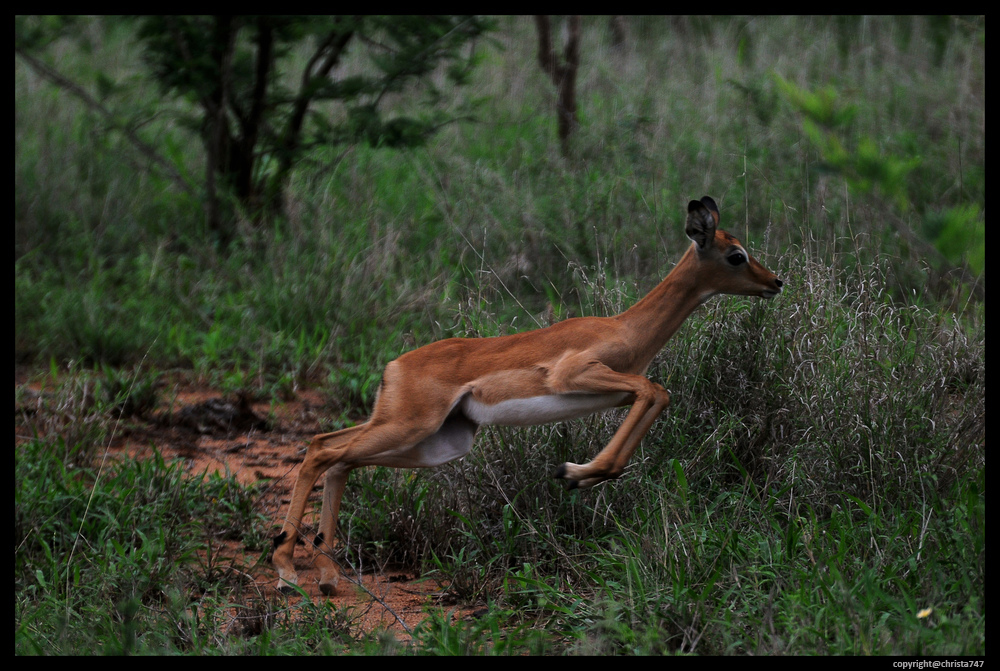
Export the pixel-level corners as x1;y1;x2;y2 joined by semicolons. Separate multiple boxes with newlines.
15;374;474;641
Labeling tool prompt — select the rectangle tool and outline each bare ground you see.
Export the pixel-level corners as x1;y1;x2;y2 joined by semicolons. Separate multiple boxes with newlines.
15;372;475;641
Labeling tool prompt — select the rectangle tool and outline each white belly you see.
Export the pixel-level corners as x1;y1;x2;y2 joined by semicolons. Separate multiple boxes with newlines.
459;392;629;427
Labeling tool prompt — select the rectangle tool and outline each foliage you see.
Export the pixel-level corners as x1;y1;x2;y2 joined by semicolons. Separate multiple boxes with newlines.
16;15;492;245
776;75;921;210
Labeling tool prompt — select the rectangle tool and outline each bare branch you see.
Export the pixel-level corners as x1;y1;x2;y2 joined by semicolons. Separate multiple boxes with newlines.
15;46;196;196
274;19;356;196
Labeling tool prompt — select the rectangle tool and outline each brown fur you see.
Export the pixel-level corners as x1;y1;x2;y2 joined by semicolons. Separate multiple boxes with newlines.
272;196;783;595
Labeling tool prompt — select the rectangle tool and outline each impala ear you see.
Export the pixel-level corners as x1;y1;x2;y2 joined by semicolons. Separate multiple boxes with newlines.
699;196;719;222
686;197;719;250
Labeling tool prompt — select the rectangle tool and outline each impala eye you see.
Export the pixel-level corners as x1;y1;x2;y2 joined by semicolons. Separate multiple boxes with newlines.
727;252;747;266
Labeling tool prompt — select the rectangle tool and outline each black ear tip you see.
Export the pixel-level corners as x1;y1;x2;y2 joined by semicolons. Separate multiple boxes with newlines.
700;196;718;212
687;200;704;213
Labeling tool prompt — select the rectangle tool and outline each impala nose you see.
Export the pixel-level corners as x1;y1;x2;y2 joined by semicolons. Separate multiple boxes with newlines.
762;279;783;298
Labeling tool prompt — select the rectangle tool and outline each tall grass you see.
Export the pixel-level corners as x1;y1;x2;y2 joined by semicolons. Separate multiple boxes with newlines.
15;16;983;654
16;17;984;373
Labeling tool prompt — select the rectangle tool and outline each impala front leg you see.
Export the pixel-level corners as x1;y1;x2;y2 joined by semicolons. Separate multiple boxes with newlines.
554;389;669;488
550;359;671;488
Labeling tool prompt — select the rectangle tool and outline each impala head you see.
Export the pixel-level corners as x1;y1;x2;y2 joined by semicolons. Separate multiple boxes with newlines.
685;196;783;300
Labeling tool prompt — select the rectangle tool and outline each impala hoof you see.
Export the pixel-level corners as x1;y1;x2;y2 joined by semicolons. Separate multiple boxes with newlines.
276;577;300;595
553;463;581;490
318;565;340;596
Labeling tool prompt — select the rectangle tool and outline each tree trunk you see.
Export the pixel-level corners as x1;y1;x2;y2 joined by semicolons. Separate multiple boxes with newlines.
203;16;237;247
534;15;581;156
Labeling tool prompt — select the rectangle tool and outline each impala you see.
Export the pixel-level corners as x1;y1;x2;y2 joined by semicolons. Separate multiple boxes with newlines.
272;196;783;594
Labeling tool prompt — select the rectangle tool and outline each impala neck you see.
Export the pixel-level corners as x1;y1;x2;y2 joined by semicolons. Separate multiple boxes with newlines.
615;244;713;369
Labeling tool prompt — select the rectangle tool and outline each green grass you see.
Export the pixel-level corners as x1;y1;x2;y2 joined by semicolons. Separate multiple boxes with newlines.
15;16;983;654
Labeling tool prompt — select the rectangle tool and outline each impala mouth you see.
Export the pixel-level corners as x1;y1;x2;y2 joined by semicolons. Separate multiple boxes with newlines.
762;280;784;299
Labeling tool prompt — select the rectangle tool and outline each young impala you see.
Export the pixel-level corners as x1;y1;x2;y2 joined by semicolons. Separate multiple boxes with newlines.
272;196;783;594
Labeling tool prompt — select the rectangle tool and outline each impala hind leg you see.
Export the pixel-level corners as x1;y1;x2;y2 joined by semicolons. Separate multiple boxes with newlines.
272;413;455;594
313;465;350;595
272;426;363;593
